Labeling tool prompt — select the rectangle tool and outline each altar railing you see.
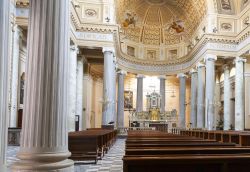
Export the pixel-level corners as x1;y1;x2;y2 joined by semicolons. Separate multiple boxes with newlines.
117;127;156;136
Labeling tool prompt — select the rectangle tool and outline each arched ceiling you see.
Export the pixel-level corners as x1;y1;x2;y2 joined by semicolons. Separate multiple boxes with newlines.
116;0;207;46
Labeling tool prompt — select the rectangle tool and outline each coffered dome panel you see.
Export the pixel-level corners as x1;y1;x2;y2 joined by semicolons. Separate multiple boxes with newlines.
116;0;207;67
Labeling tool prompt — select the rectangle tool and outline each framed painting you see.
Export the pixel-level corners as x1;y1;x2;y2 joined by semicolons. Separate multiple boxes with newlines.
124;91;133;110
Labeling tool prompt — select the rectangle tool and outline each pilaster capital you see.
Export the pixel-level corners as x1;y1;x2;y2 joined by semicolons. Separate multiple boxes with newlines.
204;54;217;62
196;62;205;69
102;47;115;54
13;25;23;39
70;44;79;53
136;74;145;78
177;73;187;79
234;57;247;63
158;75;166;80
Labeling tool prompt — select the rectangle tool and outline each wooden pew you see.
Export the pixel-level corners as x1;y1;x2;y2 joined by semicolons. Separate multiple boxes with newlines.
68;129;117;163
123;130;250;172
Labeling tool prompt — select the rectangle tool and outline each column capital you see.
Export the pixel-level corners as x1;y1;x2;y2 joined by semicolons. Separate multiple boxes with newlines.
196;62;205;69
189;68;197;74
102;47;115;54
177;73;187;79
234;57;247;63
158;75;166;80
13;25;23;39
117;70;127;75
204;54;217;62
136;74;145;78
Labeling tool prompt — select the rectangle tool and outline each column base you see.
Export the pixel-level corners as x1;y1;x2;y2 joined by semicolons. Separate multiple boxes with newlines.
0;163;7;172
12;159;74;172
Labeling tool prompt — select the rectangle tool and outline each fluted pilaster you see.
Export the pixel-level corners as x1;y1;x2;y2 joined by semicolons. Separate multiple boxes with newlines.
177;73;187;128
0;0;10;169
235;57;246;131
68;45;78;132
9;25;23;128
76;56;84;131
223;65;231;130
12;0;74;171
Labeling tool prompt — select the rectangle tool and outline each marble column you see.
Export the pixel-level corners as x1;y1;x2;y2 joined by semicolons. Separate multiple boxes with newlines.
102;47;116;126
0;0;10;169
68;45;78;132
190;69;198;128
235;57;246;131
136;74;144;112
177;73;187;128
205;54;217;130
159;76;166;113
76;56;84;131
12;0;74;171
196;63;205;128
9;25;23;128
223;65;231;130
117;70;126;128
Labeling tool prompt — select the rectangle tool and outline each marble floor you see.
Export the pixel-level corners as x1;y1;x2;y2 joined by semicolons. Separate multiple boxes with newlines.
6;138;125;172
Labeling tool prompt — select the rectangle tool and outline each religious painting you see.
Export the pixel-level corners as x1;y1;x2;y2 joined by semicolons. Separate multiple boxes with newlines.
124;91;133;110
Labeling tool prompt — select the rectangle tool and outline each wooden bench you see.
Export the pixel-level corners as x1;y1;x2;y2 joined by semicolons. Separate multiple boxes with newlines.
68;129;117;163
123;130;250;172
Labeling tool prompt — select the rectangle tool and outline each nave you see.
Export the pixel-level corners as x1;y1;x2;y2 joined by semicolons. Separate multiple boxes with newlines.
7;139;125;172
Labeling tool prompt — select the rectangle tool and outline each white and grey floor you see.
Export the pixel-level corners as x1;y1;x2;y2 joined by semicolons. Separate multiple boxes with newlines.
6;138;125;172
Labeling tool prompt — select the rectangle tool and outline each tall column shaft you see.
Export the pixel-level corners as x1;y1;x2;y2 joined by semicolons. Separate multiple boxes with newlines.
102;48;116;126
12;0;74;171
0;0;10;169
136;75;144;112
10;26;22;128
117;71;126;128
190;69;198;128
197;63;205;128
223;65;231;130
68;45;78;132
159;76;166;113
205;54;217;130
178;73;187;128
76;56;84;131
235;57;246;131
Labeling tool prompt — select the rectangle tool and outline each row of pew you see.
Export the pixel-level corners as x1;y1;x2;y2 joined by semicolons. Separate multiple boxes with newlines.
68;128;117;163
123;130;250;172
180;129;250;146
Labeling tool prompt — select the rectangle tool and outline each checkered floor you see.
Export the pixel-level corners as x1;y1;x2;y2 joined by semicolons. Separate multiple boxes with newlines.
6;138;125;172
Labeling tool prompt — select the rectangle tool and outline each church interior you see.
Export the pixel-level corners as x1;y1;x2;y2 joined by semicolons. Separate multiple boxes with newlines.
2;0;250;171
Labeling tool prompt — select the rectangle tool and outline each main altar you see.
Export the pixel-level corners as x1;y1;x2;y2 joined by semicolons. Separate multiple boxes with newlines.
129;91;178;132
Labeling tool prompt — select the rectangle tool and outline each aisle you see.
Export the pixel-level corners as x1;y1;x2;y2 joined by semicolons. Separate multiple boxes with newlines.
74;138;125;172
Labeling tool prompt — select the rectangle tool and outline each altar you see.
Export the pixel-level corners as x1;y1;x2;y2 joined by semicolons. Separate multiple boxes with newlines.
129;91;178;132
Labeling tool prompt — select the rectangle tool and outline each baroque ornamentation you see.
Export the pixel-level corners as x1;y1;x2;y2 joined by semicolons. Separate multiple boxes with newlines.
85;9;97;17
